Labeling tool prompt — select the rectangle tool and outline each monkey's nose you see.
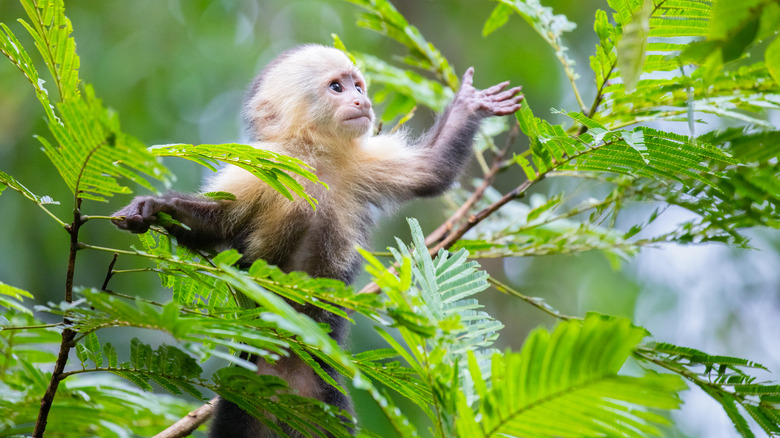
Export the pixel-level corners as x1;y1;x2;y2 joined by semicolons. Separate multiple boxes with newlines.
353;97;371;109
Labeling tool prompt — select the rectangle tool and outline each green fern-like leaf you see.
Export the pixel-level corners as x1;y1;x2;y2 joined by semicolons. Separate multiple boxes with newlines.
0;281;34;315
637;342;780;437
343;0;459;89
151;143;326;209
55;289;289;370
516;101;737;193
213;264;363;382
136;232;235;311
2;362;197;437
0;21;58;121
458;315;685;437
589;0;780;129
452;188;640;259
1;2;172;202
17;0;81;101
39;87;171;201
132;235;381;318
353;350;432;413
355;52;454;118
389;218;502;358
214;367;356;438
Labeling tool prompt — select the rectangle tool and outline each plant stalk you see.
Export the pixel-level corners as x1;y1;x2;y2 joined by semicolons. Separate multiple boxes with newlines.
32;203;83;437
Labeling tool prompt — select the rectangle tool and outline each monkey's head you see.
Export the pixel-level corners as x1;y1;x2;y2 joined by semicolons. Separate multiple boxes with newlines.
243;45;374;144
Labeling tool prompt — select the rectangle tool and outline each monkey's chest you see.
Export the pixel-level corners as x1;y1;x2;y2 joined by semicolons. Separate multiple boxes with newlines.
282;188;373;281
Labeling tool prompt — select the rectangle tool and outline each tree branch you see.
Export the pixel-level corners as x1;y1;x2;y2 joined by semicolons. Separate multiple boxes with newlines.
425;123;519;247
33;202;83;437
101;253;119;291
152;398;217;438
360;176;539;295
429;177;537;255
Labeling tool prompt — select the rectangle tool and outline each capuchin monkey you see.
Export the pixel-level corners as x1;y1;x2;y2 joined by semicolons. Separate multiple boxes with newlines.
112;44;522;437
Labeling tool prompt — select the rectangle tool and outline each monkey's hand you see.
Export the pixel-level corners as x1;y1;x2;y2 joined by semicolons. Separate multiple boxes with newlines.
112;196;178;234
455;67;523;118
113;193;230;250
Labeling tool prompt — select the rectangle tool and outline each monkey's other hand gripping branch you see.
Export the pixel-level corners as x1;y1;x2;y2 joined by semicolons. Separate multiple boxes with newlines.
112;193;229;250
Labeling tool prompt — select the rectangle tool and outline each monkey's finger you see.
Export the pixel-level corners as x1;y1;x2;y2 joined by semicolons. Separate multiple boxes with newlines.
111;217;128;229
462;67;475;87
501;95;525;109
482;81;511;96
492;96;524;115
123;214;152;233
491;103;522;116
490;86;524;102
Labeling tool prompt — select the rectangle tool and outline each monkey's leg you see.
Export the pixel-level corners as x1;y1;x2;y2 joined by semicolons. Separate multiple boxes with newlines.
209;375;353;437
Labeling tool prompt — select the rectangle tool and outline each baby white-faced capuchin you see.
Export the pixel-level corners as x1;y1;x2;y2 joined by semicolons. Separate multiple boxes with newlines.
112;44;523;437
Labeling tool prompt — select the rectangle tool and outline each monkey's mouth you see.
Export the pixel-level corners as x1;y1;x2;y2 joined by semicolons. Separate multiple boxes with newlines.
344;114;371;122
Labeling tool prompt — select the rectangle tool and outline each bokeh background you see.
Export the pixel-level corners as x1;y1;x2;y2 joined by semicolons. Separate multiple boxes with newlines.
1;1;778;436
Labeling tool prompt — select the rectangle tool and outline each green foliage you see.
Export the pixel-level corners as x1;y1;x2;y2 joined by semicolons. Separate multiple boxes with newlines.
452;190;639;260
355;52;454;120
0;0;169;202
53;288;289;369
388;218;501;358
151;143;327;208
485;0;578;86
2;0;780;437
362;219;505;435
456;315;686;437
0;281;34;315
213;367;355;438
343;0;459;90
0;313;196;437
73;333;206;399
638;343;780;437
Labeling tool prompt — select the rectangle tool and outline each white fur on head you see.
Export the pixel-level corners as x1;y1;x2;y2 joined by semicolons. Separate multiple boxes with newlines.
243;44;369;145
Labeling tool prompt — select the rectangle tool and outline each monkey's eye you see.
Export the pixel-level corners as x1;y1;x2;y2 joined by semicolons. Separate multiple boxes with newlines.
329;81;343;93
355;84;364;94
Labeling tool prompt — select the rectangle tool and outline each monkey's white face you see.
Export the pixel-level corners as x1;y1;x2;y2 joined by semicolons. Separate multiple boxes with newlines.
325;71;374;138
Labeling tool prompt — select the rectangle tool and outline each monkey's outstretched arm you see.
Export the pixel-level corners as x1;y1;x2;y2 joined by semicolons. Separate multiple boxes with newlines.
112;193;233;250
371;67;523;199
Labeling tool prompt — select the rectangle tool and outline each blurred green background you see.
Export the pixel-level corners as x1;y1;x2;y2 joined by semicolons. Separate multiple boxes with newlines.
1;1;778;436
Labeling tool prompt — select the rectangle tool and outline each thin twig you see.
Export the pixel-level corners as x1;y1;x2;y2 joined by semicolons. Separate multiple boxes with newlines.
101;253;119;291
152;397;218;438
111;268;163;274
80;243;215;271
81;215;123;222
489;278;579;321
100;289;205;317
35;203;68;229
0;323;63;331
